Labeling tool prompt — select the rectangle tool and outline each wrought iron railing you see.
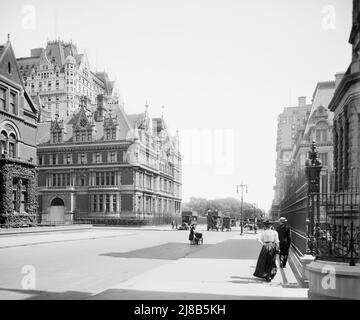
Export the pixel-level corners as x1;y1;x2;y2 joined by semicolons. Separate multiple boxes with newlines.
279;141;360;266
311;168;360;265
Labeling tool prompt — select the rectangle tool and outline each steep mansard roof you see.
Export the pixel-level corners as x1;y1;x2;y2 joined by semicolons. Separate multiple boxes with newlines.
36;99;177;153
0;39;38;116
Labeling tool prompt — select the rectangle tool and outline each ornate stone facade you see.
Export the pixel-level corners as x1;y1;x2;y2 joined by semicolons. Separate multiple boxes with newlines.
0;36;38;227
0;159;37;226
36;96;182;223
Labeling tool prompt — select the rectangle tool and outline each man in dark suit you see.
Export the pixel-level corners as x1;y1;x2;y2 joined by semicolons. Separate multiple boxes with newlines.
276;217;291;268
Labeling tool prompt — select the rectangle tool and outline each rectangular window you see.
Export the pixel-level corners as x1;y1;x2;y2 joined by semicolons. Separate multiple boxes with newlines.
112;129;116;140
110;152;116;163
111;172;115;185
106;195;110;212
9;142;15;158
106;172;110;185
112;195;117;212
52;154;57;165
0;87;6;110
12;189;17;211
316;129;328;143
319;153;328;166
80;154;86;164
96;172;100;185
10;92;17;114
66;154;72;164
93;195;97;212
99;195;103;212
101;172;105;186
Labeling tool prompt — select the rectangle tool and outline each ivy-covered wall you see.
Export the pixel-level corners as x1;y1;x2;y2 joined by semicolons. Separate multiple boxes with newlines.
0;159;38;227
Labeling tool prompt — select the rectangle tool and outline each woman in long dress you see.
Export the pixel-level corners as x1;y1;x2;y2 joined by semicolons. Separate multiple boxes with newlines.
253;221;279;282
189;224;195;244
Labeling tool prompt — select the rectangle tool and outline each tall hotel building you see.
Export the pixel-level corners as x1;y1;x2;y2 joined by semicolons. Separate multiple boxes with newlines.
17;40;118;120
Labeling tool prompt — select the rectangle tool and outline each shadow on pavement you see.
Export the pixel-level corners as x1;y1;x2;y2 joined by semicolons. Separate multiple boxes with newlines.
187;239;261;259
100;243;212;260
0;287;92;300
100;239;261;261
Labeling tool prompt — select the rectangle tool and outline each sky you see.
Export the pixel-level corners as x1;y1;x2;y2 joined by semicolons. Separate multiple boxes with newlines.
0;0;353;212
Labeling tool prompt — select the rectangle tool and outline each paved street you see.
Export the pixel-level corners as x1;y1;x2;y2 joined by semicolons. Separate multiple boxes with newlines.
0;226;308;300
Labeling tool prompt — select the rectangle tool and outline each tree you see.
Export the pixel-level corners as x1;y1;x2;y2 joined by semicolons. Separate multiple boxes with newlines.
182;197;263;220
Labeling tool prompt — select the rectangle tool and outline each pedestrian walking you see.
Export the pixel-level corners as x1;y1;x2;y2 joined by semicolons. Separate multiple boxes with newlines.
276;217;291;268
253;220;279;282
188;224;195;245
171;220;175;230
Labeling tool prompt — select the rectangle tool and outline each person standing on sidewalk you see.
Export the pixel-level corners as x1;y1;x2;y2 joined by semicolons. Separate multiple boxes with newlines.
188;223;195;245
275;217;291;268
253;220;279;282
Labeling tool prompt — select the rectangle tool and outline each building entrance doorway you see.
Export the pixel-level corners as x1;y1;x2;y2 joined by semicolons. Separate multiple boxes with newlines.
49;197;65;223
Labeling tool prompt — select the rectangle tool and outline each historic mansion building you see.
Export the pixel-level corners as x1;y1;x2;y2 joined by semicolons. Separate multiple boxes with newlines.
0;37;38;227
36;95;182;223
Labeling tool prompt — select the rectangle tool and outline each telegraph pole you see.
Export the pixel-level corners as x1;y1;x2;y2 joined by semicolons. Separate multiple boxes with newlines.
236;183;248;235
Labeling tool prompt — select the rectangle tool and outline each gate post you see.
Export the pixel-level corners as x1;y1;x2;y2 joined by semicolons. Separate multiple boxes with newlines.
305;140;322;256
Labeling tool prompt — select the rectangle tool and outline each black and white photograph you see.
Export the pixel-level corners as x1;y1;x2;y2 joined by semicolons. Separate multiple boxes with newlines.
0;0;359;305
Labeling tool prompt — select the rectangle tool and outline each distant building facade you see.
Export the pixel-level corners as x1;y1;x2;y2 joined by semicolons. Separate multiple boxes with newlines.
287;81;336;192
17;40;118;120
0;37;38;227
36;96;182;223
271;97;312;217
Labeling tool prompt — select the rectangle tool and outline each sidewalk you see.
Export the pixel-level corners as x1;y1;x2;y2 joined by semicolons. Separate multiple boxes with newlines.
91;234;308;300
0;228;139;249
0;225;199;249
0;224;93;236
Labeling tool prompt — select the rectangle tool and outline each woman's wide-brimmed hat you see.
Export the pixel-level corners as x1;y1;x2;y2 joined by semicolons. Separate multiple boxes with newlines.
279;217;288;223
263;220;272;226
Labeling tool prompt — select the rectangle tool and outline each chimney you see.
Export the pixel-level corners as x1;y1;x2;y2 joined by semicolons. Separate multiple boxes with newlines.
334;72;345;89
298;96;306;107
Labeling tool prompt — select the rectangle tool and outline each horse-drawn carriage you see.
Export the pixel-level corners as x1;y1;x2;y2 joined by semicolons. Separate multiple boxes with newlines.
221;216;232;231
207;210;221;231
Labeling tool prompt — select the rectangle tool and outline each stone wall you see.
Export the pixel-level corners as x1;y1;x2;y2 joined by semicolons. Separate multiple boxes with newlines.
0;159;38;227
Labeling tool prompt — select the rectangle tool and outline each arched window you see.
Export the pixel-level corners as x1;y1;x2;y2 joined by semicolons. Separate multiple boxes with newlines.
51;197;65;206
8;133;16;158
1;130;7;156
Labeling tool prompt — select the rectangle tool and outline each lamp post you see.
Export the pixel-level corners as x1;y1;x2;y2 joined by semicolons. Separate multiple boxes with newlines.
237;183;248;235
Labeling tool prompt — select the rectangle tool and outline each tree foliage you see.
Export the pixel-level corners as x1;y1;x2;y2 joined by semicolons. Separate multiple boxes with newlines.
182;197;265;220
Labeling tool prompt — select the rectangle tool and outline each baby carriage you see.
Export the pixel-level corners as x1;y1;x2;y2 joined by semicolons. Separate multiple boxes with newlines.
193;232;203;245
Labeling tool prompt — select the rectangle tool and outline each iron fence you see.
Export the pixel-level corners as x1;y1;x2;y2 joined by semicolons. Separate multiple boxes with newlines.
279;165;360;266
311;169;360;265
